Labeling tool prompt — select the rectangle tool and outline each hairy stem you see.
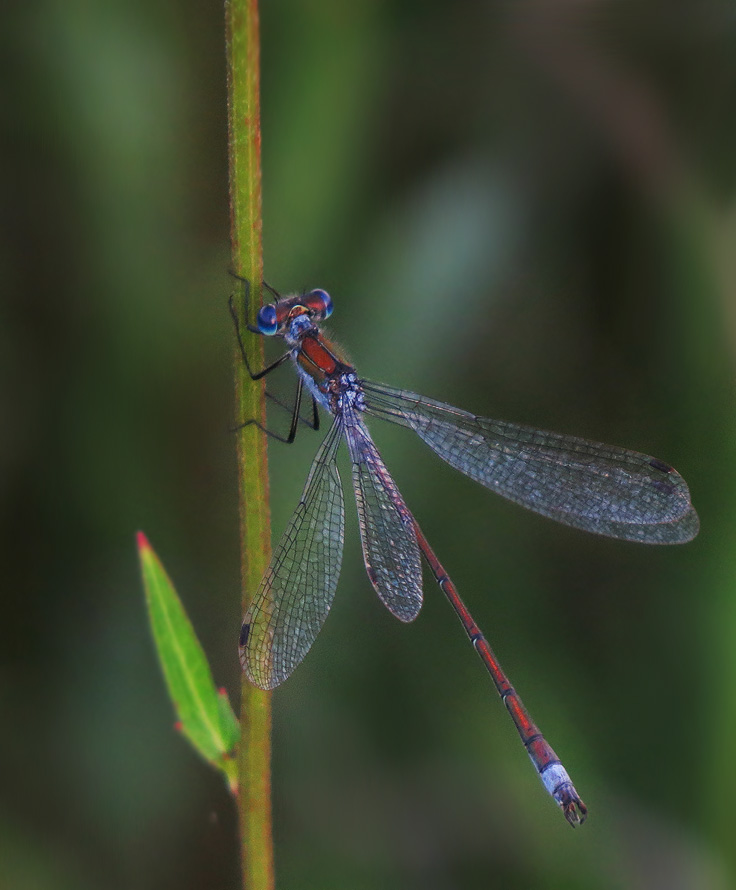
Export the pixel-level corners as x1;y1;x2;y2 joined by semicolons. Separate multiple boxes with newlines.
226;0;274;887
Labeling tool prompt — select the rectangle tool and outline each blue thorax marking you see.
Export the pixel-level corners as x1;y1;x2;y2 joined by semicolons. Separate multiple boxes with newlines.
296;364;331;412
285;314;313;347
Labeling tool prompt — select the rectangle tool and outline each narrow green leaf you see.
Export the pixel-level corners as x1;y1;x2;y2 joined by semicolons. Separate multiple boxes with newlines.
137;531;239;774
217;686;241;752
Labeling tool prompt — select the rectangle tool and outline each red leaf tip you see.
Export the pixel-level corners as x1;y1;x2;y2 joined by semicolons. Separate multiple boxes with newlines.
174;721;184;733
218;687;228;697
136;531;150;552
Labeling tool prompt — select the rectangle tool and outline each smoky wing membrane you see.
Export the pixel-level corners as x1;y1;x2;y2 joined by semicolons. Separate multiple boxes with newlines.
347;418;422;622
362;382;698;544
240;418;345;689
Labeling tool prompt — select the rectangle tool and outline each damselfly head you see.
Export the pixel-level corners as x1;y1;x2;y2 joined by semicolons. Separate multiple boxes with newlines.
304;288;333;320
256;304;278;335
256;289;333;336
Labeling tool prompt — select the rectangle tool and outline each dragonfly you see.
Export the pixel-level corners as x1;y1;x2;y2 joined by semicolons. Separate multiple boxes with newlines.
231;284;699;827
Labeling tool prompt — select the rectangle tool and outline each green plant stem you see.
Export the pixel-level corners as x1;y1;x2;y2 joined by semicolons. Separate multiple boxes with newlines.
226;1;274;888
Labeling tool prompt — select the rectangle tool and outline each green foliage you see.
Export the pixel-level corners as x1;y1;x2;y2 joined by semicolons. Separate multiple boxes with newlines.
138;531;239;793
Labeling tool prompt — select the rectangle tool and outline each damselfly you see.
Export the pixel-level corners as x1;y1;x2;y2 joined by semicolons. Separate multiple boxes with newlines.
232;285;699;826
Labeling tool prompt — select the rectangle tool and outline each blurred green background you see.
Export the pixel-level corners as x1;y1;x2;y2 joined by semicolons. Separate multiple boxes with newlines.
5;0;736;887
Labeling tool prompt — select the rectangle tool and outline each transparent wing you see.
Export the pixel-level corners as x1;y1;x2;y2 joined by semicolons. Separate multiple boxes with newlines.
345;415;422;622
362;381;699;544
240;417;345;689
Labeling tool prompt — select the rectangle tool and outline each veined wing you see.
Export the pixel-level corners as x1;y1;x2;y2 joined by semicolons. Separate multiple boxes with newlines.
345;412;422;621
240;416;345;689
361;381;699;544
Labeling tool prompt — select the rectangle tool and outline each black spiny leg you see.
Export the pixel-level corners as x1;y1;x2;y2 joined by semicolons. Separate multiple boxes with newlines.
264;390;320;432
262;280;282;301
229;280;319;443
233;375;305;444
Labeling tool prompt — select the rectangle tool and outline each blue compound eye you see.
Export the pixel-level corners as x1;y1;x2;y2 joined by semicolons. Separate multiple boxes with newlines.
257;304;278;335
306;289;333;319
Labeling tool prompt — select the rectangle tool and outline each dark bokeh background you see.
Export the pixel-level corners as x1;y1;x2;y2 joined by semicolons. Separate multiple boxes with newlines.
5;1;736;888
